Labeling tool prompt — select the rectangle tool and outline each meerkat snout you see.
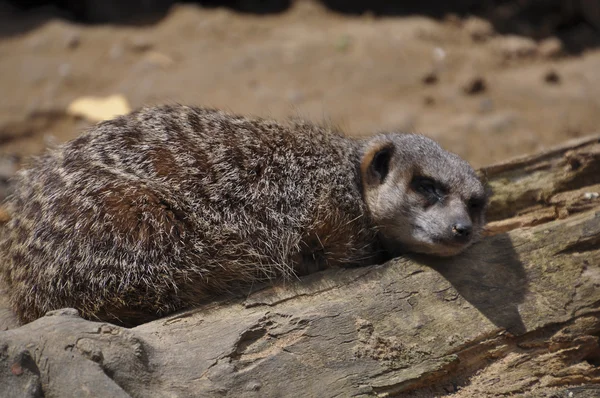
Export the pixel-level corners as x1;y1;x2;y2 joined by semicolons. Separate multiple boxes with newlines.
361;133;487;257
452;222;472;241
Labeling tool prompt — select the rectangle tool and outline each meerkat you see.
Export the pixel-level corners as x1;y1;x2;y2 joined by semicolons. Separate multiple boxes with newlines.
0;105;487;326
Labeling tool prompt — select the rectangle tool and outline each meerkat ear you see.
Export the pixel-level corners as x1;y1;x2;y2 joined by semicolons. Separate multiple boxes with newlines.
361;142;394;186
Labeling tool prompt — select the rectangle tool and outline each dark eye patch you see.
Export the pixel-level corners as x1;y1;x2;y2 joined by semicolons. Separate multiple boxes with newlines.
467;197;486;212
411;176;447;204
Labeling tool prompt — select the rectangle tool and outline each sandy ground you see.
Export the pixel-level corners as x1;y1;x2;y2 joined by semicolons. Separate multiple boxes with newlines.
0;0;599;182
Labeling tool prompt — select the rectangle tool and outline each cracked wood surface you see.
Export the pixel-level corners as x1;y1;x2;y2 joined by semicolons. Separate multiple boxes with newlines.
1;135;600;397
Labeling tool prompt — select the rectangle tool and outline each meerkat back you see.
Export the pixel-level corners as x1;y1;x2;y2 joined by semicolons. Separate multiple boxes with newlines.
0;105;376;326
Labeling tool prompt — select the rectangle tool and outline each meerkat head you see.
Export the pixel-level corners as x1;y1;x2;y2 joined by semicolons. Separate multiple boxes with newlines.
360;133;488;257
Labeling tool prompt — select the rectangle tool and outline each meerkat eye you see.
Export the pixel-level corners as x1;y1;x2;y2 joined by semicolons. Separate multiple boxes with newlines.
412;176;446;202
468;197;485;211
416;178;435;194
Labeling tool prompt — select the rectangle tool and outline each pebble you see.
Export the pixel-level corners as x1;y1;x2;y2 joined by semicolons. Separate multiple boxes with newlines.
432;47;446;62
544;70;561;84
538;37;563;59
64;31;81;50
422;71;438;85
463;16;495;42
462;76;486;95
495;35;537;60
583;192;599;200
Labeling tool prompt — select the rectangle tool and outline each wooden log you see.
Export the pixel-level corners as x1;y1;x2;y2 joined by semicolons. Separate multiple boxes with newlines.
1;135;600;397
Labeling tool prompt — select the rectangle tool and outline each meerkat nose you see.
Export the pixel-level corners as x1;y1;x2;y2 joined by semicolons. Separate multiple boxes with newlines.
452;222;472;241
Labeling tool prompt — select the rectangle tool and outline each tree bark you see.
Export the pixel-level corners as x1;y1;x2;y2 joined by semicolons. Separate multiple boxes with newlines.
1;135;600;398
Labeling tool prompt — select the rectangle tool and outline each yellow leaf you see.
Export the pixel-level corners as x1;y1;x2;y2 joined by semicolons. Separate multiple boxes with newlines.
67;94;132;122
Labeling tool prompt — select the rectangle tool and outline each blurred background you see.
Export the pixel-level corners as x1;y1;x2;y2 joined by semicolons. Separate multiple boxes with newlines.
0;0;599;197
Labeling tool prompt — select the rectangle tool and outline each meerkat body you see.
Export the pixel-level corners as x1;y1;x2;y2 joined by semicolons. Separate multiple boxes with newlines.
0;105;487;326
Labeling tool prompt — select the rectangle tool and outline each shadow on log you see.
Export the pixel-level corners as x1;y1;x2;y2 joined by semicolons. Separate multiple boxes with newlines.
1;135;600;397
415;233;528;335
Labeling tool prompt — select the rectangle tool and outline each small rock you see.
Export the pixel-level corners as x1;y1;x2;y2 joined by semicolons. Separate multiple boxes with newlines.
544;70;561;84
583;192;599;200
64;31;81;50
422;71;438;85
462;76;486;95
495;35;537;60
538;37;563;59
463;16;495;42
432;47;446;62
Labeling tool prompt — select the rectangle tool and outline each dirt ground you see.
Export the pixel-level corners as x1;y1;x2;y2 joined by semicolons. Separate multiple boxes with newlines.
0;0;599;188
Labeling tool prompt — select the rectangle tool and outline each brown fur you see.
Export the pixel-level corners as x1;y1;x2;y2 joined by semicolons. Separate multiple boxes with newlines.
0;105;487;326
